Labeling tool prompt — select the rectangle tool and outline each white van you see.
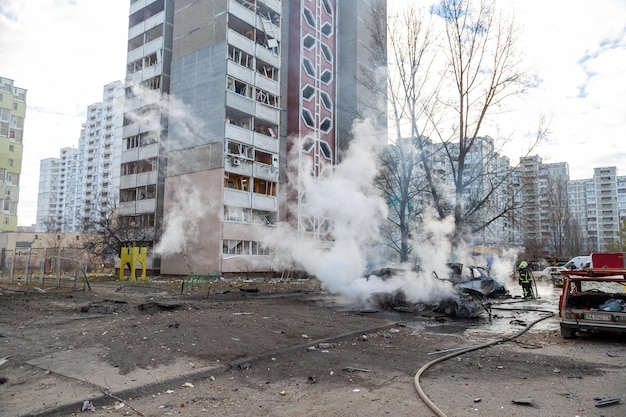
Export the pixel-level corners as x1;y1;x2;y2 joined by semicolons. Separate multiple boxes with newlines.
563;256;590;270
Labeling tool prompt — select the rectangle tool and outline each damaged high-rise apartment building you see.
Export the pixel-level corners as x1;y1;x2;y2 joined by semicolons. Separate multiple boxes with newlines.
119;0;387;275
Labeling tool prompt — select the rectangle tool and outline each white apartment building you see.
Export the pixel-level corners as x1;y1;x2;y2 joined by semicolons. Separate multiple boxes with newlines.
36;82;124;233
58;147;81;230
119;0;175;273
569;167;621;252
79;81;125;228
35;157;61;232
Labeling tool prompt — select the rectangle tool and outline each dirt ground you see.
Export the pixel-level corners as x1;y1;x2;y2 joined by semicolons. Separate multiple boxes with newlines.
0;277;624;417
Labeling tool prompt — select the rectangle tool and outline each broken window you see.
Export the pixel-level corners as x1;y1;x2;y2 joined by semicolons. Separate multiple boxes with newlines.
253;178;276;196
254;150;273;165
136;184;156;200
252;210;276;226
137;158;156;173
120;188;137;202
226;141;252;159
222;239;271;255
224;173;250;191
122;162;138;175
256;60;278;80
229;45;253;69
224;205;250;223
255;88;278;107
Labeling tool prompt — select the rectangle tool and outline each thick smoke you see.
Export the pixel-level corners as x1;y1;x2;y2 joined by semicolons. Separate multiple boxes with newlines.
267;119;460;306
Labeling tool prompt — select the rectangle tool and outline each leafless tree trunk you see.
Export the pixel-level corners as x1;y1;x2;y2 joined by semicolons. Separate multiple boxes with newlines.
372;0;546;258
79;199;153;266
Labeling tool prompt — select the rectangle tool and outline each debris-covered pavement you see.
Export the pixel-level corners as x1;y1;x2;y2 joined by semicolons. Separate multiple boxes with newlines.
0;279;624;417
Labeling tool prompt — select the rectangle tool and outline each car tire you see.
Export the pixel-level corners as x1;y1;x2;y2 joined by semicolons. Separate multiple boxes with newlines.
438;303;457;317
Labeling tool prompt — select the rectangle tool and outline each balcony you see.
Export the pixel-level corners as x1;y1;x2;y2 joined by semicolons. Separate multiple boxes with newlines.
227;60;254;84
229;0;256;27
137;171;157;186
120;175;137;189
225;157;253;176
253;131;278;153
122;147;139;163
256;46;280;68
139;143;158;159
144;36;164;57
228;29;255;56
259;0;281;15
255;73;279;96
226;90;255;114
224;188;251;206
253;162;278;181
252;193;277;211
255;103;279;125
128;9;165;39
225;123;253;145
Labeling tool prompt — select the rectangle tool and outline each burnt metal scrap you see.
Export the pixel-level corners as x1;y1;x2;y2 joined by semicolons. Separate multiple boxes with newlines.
443;263;509;298
366;263;509;318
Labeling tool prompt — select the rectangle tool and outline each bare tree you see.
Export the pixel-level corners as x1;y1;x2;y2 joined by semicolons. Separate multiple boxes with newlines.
79;199;153;267
375;138;433;262
564;216;584;256
545;177;568;257
372;0;546;257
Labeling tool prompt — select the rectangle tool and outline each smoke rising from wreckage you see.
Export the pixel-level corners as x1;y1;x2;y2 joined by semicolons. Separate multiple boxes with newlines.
366;263;509;318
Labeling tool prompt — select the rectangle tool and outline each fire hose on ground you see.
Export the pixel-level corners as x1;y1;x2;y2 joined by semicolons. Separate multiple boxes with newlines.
414;306;555;417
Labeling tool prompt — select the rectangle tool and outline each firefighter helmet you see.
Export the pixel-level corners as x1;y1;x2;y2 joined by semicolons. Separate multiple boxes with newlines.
518;261;528;270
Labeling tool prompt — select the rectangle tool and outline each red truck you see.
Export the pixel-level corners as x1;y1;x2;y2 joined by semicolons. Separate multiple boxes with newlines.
558;266;626;338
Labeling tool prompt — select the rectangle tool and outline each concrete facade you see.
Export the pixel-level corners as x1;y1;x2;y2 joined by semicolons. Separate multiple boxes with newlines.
0;77;26;232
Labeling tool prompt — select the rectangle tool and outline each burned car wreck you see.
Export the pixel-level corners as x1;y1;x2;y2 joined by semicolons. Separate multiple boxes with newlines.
440;263;509;299
366;263;509;318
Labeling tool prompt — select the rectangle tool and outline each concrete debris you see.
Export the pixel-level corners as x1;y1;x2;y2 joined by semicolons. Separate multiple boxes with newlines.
81;400;95;412
343;367;372;373
307;375;317;383
318;343;332;349
595;398;620;407
182;382;194;388
238;362;251;370
306;346;316;352
512;398;539;408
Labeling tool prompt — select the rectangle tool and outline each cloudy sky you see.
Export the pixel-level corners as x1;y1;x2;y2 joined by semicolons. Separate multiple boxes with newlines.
1;0;625;227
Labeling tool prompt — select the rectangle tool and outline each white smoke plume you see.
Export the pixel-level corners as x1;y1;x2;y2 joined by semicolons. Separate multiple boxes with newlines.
268;119;460;306
153;175;215;257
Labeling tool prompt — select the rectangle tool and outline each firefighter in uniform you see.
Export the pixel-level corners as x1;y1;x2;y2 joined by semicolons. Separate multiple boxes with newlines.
517;261;535;299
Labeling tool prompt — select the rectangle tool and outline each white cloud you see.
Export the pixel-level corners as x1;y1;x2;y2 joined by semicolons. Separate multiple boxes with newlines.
0;0;128;226
3;0;626;226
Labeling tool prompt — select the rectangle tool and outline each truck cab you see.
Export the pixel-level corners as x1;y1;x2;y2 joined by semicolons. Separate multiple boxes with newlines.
558;268;626;338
